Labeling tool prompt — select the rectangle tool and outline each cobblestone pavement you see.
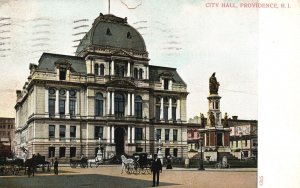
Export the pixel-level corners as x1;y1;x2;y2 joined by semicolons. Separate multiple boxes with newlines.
0;166;257;188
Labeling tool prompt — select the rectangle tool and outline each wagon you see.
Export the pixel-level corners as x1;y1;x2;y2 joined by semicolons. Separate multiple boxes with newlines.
133;152;152;174
70;157;88;168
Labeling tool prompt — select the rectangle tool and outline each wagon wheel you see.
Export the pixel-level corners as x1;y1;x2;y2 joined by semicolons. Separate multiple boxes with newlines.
5;166;14;175
81;161;87;168
70;161;77;168
146;164;152;174
133;162;140;175
13;165;20;175
140;166;146;174
125;164;130;174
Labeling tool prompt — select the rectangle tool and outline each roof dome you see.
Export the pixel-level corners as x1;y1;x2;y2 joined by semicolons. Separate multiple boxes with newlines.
76;13;147;57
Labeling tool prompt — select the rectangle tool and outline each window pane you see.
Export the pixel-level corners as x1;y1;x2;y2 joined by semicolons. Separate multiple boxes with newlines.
59;100;65;114
165;129;169;141
173;129;177;141
156;106;160;121
135;128;143;140
172;107;176;121
70;147;76;158
156;129;161;141
60;125;66;138
49;99;55;115
70;126;76;138
70;100;76;116
164;106;168;121
49;125;55;139
59;147;66;158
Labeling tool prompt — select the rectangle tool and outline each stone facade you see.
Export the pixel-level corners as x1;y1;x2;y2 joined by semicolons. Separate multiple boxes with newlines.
0;117;15;157
14;14;188;162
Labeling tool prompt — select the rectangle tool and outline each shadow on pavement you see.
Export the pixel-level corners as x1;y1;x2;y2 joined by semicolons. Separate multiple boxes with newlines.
0;174;179;188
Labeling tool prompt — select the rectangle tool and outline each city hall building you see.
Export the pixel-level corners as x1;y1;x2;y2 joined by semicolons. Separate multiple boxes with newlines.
14;13;188;161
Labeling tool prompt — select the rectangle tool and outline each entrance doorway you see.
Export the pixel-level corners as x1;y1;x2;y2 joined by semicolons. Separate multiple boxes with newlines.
115;127;125;155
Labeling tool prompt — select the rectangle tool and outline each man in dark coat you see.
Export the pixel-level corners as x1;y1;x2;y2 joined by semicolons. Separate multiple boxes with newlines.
151;154;162;187
54;158;58;175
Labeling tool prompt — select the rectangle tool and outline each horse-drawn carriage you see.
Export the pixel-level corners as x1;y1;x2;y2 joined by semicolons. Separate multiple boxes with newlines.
121;152;152;175
0;157;24;176
70;157;88;168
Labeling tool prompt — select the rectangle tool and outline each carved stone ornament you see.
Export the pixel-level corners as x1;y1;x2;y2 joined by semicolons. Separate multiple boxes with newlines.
106;79;136;88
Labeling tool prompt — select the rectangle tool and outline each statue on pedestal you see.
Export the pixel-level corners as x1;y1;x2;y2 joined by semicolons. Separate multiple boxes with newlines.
209;72;220;95
224;112;229;127
200;113;205;128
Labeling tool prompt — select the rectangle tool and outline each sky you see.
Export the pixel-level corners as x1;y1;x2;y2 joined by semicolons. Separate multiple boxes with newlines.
0;0;258;120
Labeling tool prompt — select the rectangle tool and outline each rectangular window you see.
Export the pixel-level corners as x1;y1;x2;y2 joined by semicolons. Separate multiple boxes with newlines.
156;129;161;141
49;125;55;140
70;147;76;158
173;148;178;157
136;147;143;152
59;147;66;158
165;129;170;141
164;79;169;90
70;100;76;116
236;140;238;147
165;148;170;157
163;106;168;121
155;106;160;121
59;68;66;80
173;129;178;141
206;133;209;146
49;99;55;115
48;147;55;158
70;126;76;139
59;99;65;115
245;140;248;147
59;125;66;140
94;126;103;139
172;107;176;121
135;128;143;140
95;100;103;117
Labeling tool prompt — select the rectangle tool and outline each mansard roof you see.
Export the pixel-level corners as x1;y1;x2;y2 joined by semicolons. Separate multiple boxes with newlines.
37;53;86;74
149;65;186;86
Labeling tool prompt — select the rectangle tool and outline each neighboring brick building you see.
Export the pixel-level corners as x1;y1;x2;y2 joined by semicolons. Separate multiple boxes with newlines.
14;13;188;161
0;117;15;157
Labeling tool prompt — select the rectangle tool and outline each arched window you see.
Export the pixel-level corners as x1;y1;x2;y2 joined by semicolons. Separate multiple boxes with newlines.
134;68;138;79
69;90;77;117
138;69;143;79
94;64;99;75
95;93;104;117
100;64;104;76
115;93;125;118
135;96;143;119
59;89;66;115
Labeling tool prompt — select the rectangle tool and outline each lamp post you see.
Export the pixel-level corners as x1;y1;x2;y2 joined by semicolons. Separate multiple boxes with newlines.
239;132;243;161
198;136;204;170
97;137;103;160
158;139;163;165
144;116;147;153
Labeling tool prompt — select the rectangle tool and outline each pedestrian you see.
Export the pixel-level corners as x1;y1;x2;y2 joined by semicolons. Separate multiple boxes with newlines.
54;158;58;175
151;154;162;187
166;155;172;169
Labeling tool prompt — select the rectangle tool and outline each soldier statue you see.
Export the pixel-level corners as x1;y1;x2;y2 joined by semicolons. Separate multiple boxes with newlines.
209;72;220;95
209;112;215;127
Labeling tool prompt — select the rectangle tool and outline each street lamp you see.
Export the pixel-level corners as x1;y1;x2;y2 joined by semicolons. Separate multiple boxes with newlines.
97;137;103;160
144;116;147;153
158;139;163;165
198;136;204;170
239;132;243;161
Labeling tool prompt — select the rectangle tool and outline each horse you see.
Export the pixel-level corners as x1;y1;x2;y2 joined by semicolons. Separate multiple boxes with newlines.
88;157;103;168
121;155;134;174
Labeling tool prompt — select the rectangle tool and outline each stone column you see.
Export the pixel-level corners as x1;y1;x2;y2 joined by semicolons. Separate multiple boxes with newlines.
132;126;135;143
127;62;131;77
107;126;110;144
75;91;79;115
45;88;48;117
168;98;172;121
98;65;100;76
147;66;149;79
111;91;115;115
91;59;94;74
169;80;173;90
55;125;59;142
111;60;114;76
107;91;111;115
176;99;181;120
160;97;164;120
66;90;70;117
112;126;115;143
131;93;135;116
127;127;131;143
55;89;59;116
127;93;131;116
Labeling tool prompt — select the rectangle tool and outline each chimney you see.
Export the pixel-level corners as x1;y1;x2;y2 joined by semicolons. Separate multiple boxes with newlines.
232;116;238;120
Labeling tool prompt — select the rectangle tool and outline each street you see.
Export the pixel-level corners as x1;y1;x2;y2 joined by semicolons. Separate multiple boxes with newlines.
0;166;257;188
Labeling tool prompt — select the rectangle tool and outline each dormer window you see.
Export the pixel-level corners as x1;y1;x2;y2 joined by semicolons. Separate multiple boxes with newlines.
164;79;169;90
106;28;112;36
59;68;66;80
127;32;132;39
